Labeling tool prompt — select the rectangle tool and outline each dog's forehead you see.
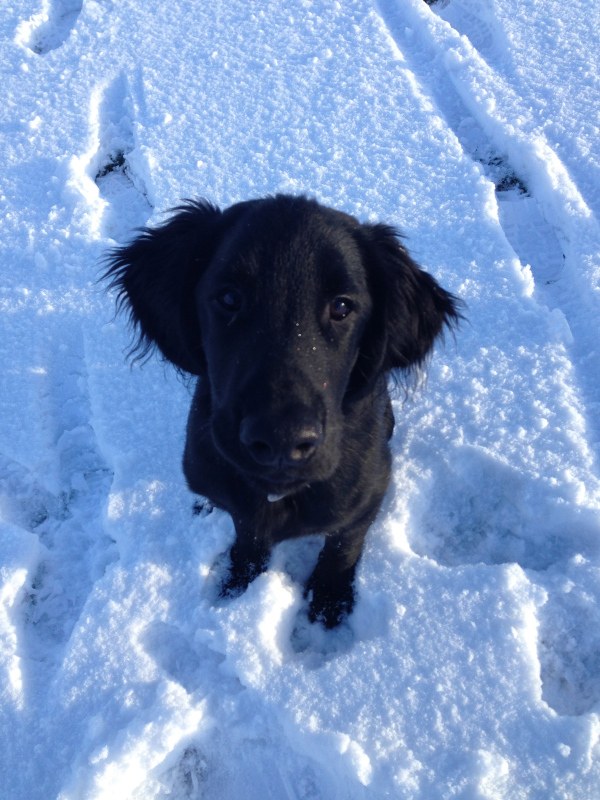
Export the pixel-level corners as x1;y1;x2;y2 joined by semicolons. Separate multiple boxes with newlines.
212;199;366;294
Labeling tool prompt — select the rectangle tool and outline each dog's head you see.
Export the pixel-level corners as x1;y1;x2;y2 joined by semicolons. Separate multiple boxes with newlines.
103;195;460;495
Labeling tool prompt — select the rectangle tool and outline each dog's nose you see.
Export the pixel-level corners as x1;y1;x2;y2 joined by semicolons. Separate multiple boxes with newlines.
239;416;323;468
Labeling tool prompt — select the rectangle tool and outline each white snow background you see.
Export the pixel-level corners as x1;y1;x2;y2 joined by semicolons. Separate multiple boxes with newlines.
1;0;600;797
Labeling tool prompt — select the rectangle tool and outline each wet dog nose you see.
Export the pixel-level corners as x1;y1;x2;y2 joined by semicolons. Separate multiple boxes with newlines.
239;416;324;468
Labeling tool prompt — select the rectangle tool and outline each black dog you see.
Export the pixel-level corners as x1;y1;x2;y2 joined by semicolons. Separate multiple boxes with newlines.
103;195;460;627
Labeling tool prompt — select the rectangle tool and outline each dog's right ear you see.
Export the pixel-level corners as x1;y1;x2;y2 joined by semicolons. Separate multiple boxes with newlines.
102;199;223;374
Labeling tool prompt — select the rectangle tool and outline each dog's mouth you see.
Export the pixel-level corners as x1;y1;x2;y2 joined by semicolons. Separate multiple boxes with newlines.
267;492;287;503
267;493;287;503
246;474;309;502
266;482;311;502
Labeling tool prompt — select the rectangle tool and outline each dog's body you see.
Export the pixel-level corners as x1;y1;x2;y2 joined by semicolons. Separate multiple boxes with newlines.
104;195;460;627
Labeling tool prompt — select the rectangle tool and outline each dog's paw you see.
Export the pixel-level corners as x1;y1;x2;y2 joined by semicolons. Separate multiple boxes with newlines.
219;571;251;599
192;499;214;517
306;581;355;629
219;553;266;599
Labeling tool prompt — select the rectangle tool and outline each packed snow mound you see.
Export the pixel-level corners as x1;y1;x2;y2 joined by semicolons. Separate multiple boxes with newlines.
1;0;600;797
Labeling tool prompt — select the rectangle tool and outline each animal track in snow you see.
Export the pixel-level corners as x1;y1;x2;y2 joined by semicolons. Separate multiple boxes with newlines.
17;0;82;55
92;73;153;242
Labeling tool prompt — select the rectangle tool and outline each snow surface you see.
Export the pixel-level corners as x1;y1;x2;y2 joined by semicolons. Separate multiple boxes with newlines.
1;0;600;797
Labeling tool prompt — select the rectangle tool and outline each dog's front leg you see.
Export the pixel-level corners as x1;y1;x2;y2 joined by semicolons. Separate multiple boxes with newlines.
221;527;270;598
306;508;378;628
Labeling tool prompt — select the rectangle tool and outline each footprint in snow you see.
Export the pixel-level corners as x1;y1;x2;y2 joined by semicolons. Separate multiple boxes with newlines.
426;0;509;65
538;560;600;716
92;73;153;242
2;327;117;677
17;0;82;55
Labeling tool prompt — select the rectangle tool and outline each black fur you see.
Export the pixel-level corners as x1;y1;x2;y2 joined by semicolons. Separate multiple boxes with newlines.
103;195;461;627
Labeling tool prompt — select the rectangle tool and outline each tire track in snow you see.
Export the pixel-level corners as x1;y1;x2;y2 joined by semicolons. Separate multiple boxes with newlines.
16;0;83;55
375;0;600;718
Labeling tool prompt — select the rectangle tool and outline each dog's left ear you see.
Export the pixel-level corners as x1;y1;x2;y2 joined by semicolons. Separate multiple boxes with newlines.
352;222;462;389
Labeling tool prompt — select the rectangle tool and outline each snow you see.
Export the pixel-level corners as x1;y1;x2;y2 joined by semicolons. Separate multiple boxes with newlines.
1;0;600;797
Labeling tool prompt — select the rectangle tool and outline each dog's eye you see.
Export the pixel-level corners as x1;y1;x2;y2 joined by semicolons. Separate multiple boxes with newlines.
329;297;353;321
215;288;242;312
